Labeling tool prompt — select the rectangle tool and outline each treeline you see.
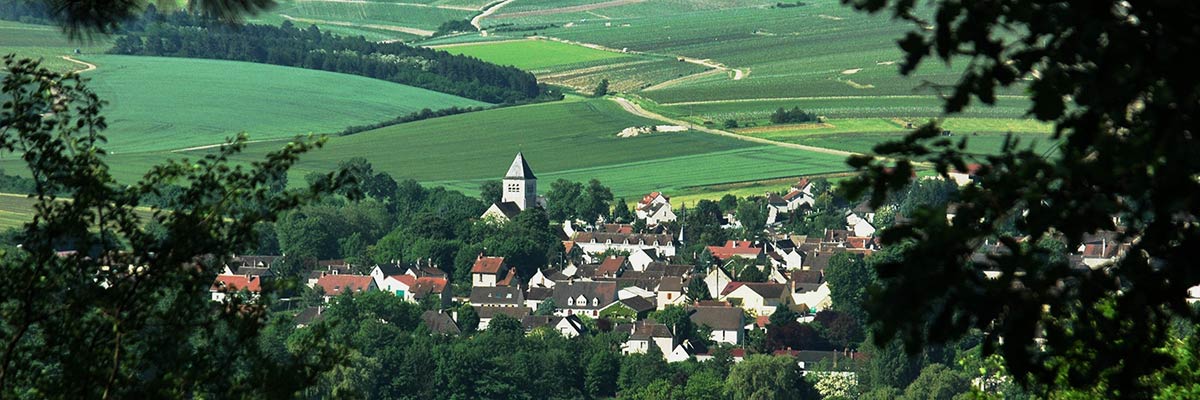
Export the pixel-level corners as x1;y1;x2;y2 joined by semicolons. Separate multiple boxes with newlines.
0;0;52;24
770;106;817;124
108;9;543;104
434;19;475;36
337;105;485;136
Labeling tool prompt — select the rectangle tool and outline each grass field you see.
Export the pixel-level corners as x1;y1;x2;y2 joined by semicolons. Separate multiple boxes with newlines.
0;97;858;199
737;118;1060;156
0;193;158;231
0;20;111;72
249;0;478;41
438;39;634;71
69;55;488;153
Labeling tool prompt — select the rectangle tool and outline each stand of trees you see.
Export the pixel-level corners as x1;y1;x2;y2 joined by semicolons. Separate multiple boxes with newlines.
108;10;543;104
769;107;816;124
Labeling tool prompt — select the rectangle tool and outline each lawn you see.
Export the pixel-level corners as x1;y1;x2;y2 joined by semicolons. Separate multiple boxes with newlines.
437;39;634;71
69;54;488;153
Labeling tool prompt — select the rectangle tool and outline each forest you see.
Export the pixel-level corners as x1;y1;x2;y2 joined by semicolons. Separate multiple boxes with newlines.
101;8;544;104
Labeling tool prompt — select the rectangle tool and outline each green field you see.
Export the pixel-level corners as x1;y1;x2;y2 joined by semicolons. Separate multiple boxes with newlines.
3;97;856;199
0;20;111;72
68;55;488;153
0;193;159;231
249;0;478;41
737;118;1059;156
439;39;634;71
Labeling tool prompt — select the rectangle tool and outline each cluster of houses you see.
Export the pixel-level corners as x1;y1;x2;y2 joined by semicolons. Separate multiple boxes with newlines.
207;154;1200;365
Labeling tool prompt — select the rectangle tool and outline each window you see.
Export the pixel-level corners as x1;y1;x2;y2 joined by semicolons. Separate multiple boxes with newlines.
591;298;598;306
667;293;673;300
567;297;574;306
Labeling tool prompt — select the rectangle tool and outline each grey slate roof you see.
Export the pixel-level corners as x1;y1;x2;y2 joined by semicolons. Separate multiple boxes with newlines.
552;281;617;310
619;296;656;314
689;306;745;330
505;152;537;179
421;310;461;335
470;286;523;306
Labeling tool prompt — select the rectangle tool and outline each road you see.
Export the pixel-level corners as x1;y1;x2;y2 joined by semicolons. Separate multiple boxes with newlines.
609;97;858;158
61;56;97;73
472;0;516;30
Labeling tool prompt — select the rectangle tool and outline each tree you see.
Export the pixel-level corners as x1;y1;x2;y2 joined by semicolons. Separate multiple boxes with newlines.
585;351;620;398
768;304;799;327
735;199;767;235
686;276;712;303
723;119;739;129
0;56;347;397
718;194;738;212
618;345;669;394
535;298;557;316
612;197;634;223
823;252;871;323
725;355;810;400
900;364;968;400
683;369;727;400
456;303;479;333
488;314;523;334
479;181;502;205
576;179;614;224
593;79;609;97
544;179;583;222
841;0;1200;394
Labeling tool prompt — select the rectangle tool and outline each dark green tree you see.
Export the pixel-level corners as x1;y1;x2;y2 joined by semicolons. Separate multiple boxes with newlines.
0;56;347;397
612;197;634;222
686;276;712;302
841;0;1200;393
593;79;609;97
479;180;502;205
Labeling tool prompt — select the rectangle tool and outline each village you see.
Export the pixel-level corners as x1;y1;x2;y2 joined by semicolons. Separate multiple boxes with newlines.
209;152;1183;384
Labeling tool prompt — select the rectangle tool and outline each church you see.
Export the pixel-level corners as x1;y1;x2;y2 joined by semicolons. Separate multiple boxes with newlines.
480;152;546;222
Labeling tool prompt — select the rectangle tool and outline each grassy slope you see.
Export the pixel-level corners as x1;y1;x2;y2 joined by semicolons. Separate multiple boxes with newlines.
72;54;488;153
439;39;633;71
249;0;476;41
0;20;111;72
43;97;853;198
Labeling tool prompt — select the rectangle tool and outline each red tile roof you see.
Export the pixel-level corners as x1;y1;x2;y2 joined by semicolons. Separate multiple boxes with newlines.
212;274;262;293
639;192;667;205
472;256;506;274
793;178;810;190
597;256;626;276
412;277;448;297
707;240;762;260
563;241;576;254
389;274;416;287
316;274;373;296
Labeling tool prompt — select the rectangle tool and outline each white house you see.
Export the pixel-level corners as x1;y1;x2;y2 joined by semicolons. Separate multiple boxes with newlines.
845;212;877;237
690;305;744;345
720;282;789;316
657;276;686;310
522;315;586;338
471;256;508;288
636;192;677;226
628;247;660;272
703;265;735;300
574;232;676;258
622;321;676;359
210;274;263;302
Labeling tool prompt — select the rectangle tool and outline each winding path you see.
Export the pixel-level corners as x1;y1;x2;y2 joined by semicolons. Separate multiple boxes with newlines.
472;0;516;30
61;56;97;73
609;97;857;158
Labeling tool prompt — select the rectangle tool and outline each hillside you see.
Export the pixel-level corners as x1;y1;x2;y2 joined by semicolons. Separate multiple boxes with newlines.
66;55;489;153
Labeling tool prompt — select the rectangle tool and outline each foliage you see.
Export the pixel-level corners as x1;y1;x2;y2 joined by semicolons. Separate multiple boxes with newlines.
823;252;872;323
0;55;348;397
593;79;610;97
611;197;634;223
434;19;476;36
812;372;859;400
769;107;816;124
111;14;541;103
686;275;712;303
901;364;969;400
840;0;1200;394
725;355;811;400
480;180;502;205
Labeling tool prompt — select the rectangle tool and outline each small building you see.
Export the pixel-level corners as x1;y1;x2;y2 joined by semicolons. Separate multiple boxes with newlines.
211;274;263;302
314;274;375;302
471;256;509;288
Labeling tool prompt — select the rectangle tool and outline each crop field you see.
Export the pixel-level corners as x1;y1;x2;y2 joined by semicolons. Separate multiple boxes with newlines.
438;39;634;71
0;20;111;72
0;193;158;231
249;0;477;40
738;119;1060;156
68;55;487;153
654;96;1036;124
12;97;857;198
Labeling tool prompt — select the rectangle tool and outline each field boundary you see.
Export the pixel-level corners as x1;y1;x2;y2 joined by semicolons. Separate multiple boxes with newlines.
61;56;97;73
609;96;858;158
660;95;1029;106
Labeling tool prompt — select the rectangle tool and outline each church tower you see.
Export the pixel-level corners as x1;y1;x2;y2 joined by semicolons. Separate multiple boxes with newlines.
502;152;538;210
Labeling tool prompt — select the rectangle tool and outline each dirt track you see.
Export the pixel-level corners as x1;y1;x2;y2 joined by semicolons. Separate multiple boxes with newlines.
61;56;97;73
609;97;857;158
472;0;516;30
490;0;645;19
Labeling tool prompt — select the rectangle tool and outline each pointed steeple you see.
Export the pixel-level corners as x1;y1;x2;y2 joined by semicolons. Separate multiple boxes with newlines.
505;152;537;179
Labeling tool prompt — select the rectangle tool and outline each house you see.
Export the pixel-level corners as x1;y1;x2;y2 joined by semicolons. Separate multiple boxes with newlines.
845;211;877;237
766;193;789;225
211;274;263;302
657;276;685;310
476;306;532;330
782;178;817;211
621;320;676;358
600;296;656;322
703;265;735;299
947;163;984;186
574;232;677;258
471;256;509;287
525;286;554;310
627;248;660;272
596;255;629;278
636;192;677;226
294;306;325;328
707;240;763;261
421;310;461;335
689;305;745;345
371;264;409;293
721;282;789;316
790;270;831;313
668;339;708;363
470;286;525;308
480;152;546;222
552;281;618;318
314;274;375;302
521;315;586;338
409;277;451;307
